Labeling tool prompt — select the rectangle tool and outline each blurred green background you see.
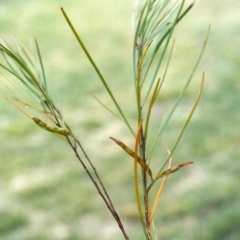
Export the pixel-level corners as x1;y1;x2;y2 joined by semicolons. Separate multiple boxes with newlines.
0;0;239;239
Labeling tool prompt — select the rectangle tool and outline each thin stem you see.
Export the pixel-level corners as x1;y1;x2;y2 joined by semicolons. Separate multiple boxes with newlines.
134;120;144;221
64;125;129;240
141;128;151;238
134;120;150;239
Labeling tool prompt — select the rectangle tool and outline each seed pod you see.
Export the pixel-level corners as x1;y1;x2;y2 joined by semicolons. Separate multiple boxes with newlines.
32;117;71;136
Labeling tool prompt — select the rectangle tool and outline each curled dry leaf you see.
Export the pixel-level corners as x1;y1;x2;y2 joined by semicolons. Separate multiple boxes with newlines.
156;161;193;180
110;136;152;179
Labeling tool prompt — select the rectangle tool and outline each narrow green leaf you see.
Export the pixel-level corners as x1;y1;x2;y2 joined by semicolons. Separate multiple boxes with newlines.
61;8;134;135
34;39;47;93
156;73;205;177
147;25;210;161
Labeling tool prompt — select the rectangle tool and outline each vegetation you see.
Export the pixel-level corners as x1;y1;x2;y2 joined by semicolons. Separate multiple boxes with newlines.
0;0;239;239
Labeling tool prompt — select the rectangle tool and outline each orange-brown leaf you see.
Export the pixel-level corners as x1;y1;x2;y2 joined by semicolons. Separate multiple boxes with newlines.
156;161;193;179
110;136;152;178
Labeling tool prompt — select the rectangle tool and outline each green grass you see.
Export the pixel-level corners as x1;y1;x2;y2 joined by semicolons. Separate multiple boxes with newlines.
0;0;240;239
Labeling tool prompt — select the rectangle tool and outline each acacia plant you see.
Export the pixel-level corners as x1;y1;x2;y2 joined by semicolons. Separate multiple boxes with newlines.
0;0;209;239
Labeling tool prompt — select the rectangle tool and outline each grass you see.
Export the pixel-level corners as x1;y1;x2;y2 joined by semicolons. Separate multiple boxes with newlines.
0;0;240;239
